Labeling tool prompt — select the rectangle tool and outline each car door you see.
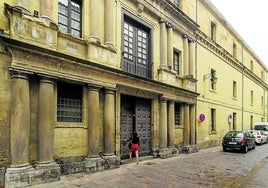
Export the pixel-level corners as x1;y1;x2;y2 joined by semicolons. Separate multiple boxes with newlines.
245;132;254;148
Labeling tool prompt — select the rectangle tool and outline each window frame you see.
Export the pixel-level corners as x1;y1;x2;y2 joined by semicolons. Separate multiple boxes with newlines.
58;0;82;37
57;81;83;123
122;12;152;79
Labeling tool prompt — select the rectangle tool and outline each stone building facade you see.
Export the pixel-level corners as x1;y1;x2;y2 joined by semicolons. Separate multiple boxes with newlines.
0;0;266;187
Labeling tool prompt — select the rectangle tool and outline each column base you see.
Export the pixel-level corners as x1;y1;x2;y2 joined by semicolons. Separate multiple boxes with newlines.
99;154;120;170
88;36;101;45
181;145;199;154
168;146;179;156
159;148;173;159
5;162;60;188
84;157;103;173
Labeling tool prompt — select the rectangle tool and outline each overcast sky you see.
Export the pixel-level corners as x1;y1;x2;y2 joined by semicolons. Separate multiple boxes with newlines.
209;0;268;68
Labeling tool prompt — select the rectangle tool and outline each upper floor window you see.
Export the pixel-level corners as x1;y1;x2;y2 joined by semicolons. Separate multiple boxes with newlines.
173;51;180;74
251;90;254;105
211;21;216;41
122;15;152;78
233;81;237;98
57;82;83;122
250;60;254;72
58;0;82;37
233;42;237;58
210;69;217;90
174;0;180;7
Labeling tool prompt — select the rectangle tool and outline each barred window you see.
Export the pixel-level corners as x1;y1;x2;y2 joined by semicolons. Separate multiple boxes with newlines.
58;0;82;37
174;103;182;125
57;82;83;122
173;51;180;74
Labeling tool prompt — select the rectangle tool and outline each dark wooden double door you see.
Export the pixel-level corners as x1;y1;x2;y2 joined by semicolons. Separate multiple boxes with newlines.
120;95;151;159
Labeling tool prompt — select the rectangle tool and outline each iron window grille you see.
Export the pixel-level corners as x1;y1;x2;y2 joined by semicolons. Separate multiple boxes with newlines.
57;82;83;122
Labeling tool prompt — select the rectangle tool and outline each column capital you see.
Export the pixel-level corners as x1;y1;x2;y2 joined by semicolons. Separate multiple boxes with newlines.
9;69;31;80
159;97;168;103
188;38;195;43
159;18;165;24
39;75;56;85
105;87;116;95
168;100;175;105
87;84;102;92
182;34;188;39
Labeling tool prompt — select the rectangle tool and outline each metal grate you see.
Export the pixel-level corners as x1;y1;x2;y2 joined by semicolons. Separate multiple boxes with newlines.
57;97;82;122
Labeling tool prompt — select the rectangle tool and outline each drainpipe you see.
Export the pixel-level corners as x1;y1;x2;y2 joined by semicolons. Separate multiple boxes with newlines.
194;0;198;145
242;44;244;130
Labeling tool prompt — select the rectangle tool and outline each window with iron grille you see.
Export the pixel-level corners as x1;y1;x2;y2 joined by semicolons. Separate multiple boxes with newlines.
173;51;180;74
210;108;216;133
174;103;182;125
57;82;83;122
58;0;82;37
122;15;151;78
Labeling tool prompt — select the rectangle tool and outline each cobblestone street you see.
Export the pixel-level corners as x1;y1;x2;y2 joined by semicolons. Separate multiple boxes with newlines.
27;144;268;188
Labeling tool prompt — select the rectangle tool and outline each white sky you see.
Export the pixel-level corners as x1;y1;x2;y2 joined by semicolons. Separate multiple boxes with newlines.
209;0;268;68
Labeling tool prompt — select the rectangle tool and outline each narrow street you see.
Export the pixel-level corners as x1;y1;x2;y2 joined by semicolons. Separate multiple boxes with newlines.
27;144;268;188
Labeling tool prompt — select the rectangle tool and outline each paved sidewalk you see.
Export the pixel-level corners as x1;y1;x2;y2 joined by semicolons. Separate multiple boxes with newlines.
26;147;268;188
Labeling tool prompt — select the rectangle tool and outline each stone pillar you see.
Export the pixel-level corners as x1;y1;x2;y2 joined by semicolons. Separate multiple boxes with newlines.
167;24;173;68
10;72;30;167
189;38;195;77
38;77;55;163
104;88;116;155
182;35;189;76
183;103;190;145
159;19;167;67
159;98;168;149
87;85;101;157
190;105;196;145
104;0;115;49
168;101;175;148
40;0;53;21
89;0;101;43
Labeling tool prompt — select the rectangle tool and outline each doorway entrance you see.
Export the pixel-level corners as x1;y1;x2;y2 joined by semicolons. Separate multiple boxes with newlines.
120;95;152;159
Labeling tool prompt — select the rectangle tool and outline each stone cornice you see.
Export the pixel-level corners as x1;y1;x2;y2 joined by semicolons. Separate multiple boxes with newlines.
195;30;268;89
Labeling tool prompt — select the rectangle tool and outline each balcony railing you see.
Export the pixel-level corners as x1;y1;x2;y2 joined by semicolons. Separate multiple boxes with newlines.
122;52;152;79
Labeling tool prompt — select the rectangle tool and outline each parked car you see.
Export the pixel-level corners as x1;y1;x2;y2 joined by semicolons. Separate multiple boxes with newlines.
222;130;255;153
249;130;268;145
254;122;268;135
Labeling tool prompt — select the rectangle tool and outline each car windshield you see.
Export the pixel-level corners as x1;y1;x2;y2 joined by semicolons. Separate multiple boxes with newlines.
251;131;258;136
255;125;268;131
225;132;243;138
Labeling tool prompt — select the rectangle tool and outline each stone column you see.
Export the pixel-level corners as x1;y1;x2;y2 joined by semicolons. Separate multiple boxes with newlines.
183;103;190;145
38;77;55;163
104;0;115;49
182;35;189;76
167;24;173;69
168;101;175;148
10;72;30;167
159;98;167;149
89;0;101;43
190;105;196;145
104;88;116;155
87;85;101;157
189;38;195;77
159;19;167;67
40;0;53;21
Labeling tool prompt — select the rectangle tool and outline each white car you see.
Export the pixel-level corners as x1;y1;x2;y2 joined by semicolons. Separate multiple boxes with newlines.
249;130;268;145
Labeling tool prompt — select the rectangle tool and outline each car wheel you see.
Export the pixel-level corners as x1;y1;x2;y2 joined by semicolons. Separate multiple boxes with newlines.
252;143;255;149
243;145;248;153
223;147;227;152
